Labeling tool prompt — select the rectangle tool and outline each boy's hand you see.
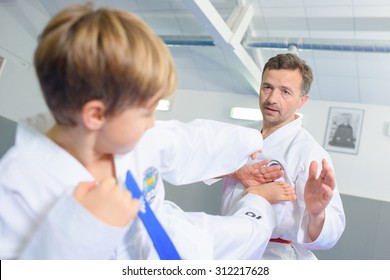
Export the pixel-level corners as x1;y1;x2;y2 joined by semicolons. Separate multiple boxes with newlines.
74;177;139;227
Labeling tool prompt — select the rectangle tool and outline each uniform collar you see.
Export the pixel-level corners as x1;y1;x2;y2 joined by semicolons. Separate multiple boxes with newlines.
262;114;303;144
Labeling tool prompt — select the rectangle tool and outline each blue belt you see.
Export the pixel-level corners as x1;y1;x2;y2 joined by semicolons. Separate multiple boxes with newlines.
125;171;182;260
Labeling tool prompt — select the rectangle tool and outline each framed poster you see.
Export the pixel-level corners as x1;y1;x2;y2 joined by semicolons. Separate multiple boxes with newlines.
324;107;364;154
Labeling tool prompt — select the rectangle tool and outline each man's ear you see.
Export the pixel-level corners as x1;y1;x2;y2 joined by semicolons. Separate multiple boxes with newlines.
297;95;309;109
80;100;106;130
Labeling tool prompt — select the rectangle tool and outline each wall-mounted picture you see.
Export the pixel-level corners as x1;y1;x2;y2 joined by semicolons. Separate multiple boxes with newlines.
324;107;364;154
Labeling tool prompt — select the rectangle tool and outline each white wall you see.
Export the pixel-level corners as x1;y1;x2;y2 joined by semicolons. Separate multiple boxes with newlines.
0;0;50;121
300;100;390;203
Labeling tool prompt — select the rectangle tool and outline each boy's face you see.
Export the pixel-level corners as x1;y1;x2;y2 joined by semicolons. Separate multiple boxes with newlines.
96;101;158;154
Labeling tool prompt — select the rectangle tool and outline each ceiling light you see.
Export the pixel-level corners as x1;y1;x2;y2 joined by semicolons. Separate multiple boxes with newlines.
156;99;171;111
230;107;262;121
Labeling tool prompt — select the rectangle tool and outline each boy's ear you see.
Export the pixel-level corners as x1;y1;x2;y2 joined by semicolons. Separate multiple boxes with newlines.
81;100;106;130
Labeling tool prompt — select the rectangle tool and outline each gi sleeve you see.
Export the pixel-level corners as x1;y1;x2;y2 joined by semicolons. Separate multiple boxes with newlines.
20;195;129;260
150;119;263;185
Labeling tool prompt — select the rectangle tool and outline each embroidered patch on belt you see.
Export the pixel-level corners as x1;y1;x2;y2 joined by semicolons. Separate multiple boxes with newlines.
267;160;284;170
267;160;286;182
143;167;159;203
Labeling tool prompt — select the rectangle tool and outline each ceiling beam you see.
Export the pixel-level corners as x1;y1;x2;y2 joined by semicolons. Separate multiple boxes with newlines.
182;0;262;95
227;4;253;46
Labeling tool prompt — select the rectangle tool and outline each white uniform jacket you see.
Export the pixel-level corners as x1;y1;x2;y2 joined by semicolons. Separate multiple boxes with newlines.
0;119;275;260
222;115;345;259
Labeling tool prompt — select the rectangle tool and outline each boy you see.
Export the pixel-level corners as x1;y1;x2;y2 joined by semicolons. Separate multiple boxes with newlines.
0;4;295;260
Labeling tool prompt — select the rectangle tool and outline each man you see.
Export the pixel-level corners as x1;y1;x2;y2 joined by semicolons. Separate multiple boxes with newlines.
222;53;345;259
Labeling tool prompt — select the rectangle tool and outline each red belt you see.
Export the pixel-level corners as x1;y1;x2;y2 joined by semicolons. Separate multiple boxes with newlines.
269;238;292;244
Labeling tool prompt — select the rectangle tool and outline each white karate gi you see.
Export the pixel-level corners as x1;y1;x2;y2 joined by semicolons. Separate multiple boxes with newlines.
0;119;275;260
221;115;345;259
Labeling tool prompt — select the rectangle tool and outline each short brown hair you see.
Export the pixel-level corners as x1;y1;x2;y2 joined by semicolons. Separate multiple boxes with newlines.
262;53;313;96
34;3;176;126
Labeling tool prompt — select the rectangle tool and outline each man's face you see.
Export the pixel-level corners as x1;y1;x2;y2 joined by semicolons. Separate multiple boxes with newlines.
259;68;308;129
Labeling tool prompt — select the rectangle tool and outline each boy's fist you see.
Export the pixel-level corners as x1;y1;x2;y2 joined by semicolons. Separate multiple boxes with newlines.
74;177;139;227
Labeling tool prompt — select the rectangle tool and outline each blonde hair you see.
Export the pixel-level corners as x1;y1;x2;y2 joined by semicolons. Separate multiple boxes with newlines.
34;3;176;126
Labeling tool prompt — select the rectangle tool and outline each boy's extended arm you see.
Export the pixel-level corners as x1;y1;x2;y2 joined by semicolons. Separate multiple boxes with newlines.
152;119;264;185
